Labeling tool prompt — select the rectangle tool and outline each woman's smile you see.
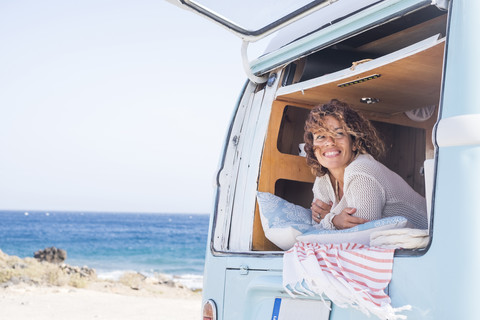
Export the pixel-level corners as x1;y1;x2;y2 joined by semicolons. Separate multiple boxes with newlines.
323;150;342;158
313;116;355;176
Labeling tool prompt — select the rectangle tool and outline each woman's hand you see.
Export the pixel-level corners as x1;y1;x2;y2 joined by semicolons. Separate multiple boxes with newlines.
311;199;332;223
331;208;368;229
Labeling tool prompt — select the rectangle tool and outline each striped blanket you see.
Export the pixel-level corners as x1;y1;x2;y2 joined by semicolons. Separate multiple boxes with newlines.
283;242;411;320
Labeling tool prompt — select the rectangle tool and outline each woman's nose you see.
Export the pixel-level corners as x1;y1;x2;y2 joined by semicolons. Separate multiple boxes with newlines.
324;135;335;145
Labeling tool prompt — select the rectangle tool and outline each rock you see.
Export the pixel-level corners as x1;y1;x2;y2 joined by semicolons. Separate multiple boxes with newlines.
34;247;67;264
12;263;27;269
59;264;96;278
1;276;37;288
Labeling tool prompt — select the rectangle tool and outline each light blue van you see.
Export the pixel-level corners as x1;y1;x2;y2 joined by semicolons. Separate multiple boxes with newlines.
168;1;479;319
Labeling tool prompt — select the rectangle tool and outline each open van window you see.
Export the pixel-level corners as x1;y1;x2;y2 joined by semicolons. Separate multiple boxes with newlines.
171;0;389;41
212;5;446;254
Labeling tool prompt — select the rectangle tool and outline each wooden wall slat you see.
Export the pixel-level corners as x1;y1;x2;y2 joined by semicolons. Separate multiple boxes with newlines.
253;101;315;251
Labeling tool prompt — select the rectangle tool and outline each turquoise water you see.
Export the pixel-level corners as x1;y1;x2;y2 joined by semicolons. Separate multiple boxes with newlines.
0;211;209;285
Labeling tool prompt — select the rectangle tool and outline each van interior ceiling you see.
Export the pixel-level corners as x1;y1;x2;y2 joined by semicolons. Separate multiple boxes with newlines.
252;6;447;251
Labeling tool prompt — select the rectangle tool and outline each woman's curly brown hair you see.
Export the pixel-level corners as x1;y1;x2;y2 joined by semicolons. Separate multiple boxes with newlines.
304;99;385;177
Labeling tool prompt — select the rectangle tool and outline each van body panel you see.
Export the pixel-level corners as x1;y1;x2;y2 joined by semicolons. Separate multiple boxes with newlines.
440;0;480;119
228;76;281;252
388;146;480;319
436;115;480;147
212;87;252;252
201;254;227;318
212;72;283;253
224;271;283;320
203;253;284;319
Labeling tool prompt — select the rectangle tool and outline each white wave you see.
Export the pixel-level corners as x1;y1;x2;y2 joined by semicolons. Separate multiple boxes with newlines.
173;274;204;291
96;269;203;291
97;269;136;280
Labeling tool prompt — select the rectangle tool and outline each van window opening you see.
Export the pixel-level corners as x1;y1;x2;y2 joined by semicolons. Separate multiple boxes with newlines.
214;5;446;254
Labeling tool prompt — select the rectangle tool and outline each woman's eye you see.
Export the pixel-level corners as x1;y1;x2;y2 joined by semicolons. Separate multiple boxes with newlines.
334;131;345;138
315;135;325;141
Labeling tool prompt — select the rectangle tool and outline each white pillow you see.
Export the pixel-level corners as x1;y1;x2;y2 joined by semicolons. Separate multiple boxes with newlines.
256;192;312;250
296;216;408;245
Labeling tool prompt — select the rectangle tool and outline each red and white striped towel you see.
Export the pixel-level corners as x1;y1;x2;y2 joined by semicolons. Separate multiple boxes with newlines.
283;242;411;320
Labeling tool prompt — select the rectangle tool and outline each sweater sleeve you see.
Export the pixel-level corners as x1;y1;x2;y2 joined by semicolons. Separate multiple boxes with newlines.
316;172;386;229
313;176;337;229
341;172;386;221
312;176;334;204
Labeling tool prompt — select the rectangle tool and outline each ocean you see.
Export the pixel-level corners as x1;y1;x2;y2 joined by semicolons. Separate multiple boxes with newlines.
0;211;210;289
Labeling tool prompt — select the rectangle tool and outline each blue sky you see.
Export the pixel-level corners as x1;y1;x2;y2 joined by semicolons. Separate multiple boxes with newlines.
0;1;248;213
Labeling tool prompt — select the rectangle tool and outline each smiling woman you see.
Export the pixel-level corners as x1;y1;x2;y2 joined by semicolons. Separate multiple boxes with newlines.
304;100;428;230
305;99;385;178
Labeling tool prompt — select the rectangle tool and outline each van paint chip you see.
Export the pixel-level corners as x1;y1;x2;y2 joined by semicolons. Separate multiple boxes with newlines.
337;74;381;88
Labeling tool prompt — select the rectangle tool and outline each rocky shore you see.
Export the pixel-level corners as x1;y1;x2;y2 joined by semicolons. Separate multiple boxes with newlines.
1;248;198;293
0;249;202;320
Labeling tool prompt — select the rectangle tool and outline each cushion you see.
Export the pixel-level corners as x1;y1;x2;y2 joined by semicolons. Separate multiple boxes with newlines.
370;228;429;249
256;192;312;250
296;216;408;245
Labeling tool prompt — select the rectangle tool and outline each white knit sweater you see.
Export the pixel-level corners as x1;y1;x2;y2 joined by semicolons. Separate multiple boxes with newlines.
313;154;428;230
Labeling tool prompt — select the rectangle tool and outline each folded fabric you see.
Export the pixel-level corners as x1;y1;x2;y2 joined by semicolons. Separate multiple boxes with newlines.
283;242;411;320
370;228;429;249
296;216;408;245
257;192;312;250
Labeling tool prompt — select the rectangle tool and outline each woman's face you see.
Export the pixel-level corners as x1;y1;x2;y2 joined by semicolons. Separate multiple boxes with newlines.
312;116;355;175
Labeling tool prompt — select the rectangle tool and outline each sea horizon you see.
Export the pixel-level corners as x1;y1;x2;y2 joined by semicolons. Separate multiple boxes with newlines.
10;209;210;215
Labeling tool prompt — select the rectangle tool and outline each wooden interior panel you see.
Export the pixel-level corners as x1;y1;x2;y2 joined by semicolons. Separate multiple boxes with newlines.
277;41;444;116
277;106;311;155
275;179;314;209
373;121;426;195
365;107;438;159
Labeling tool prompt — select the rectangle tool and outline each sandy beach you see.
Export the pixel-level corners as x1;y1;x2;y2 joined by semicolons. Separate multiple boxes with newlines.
0;250;202;320
0;284;201;320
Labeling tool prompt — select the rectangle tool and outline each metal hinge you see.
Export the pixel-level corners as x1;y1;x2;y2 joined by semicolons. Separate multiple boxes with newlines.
239;265;249;275
232;135;240;146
